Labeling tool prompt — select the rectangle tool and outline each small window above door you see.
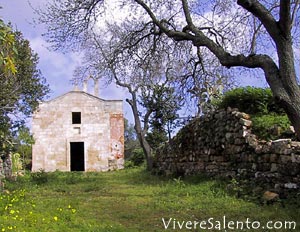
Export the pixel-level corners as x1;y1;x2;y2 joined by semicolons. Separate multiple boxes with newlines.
72;112;81;124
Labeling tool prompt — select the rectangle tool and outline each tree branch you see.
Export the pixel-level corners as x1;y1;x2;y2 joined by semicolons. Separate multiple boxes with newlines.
181;0;194;27
250;17;263;54
279;0;292;37
237;0;280;42
291;0;300;28
135;0;284;92
143;108;152;134
134;0;194;41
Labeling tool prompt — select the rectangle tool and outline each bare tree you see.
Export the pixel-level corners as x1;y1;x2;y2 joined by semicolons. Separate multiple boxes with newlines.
35;0;300;140
133;0;300;139
35;0;233;114
72;22;184;170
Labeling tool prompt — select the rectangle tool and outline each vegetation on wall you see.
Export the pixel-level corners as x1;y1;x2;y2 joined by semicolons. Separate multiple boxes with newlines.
217;87;292;140
251;114;291;141
217;87;284;115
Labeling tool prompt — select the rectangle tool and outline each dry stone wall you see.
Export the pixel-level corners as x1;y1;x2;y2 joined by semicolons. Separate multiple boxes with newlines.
154;108;300;190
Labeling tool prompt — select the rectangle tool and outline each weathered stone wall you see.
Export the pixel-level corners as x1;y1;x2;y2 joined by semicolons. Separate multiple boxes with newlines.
0;154;12;177
32;91;124;172
0;154;12;189
154;108;300;190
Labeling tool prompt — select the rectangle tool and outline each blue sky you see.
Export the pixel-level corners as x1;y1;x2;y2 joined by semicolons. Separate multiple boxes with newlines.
1;0;272;125
1;0;133;121
1;0;79;98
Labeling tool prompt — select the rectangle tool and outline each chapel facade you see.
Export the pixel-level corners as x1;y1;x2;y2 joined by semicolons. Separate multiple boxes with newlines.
31;80;124;172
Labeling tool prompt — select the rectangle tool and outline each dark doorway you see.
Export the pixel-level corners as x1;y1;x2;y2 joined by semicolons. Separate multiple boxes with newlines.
70;142;85;171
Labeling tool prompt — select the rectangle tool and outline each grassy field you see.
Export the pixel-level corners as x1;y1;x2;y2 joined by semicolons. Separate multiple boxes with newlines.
0;167;299;232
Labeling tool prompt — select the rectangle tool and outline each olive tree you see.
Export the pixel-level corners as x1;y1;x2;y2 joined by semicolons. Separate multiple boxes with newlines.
133;0;300;138
0;19;49;154
35;0;232;114
35;0;300;140
72;23;184;169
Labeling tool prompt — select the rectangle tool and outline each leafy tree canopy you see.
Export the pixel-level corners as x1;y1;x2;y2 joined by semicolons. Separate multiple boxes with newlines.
0;19;17;75
0;19;50;153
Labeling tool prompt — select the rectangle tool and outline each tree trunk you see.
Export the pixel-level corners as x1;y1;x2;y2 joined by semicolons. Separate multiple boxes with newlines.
135;0;300;140
283;99;300;140
112;71;154;170
262;46;300;140
278;91;300;141
136;133;153;170
133;111;154;171
275;19;300;140
126;92;154;171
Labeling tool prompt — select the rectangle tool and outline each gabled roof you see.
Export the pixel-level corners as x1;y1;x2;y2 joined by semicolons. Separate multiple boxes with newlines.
42;91;122;104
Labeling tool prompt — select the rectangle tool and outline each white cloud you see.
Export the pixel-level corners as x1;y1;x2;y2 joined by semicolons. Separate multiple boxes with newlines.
1;0;128;102
28;37;83;97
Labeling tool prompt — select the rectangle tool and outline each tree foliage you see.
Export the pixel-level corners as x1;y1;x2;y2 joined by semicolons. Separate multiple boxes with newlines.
217;86;293;140
1;25;49;121
36;0;233;115
141;83;182;148
0;19;17;75
124;118;140;159
131;0;300;138
14;126;35;170
0;19;49;154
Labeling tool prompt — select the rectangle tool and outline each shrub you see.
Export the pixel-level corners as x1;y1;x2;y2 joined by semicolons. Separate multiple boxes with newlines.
124;160;135;169
30;169;49;185
128;148;145;166
215;86;292;140
252;114;291;140
217;87;284;115
11;153;23;175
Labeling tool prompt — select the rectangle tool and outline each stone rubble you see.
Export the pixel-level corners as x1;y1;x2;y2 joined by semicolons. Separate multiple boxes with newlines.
0;154;12;189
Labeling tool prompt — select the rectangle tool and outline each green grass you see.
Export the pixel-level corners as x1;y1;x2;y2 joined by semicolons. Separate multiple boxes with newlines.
1;167;299;232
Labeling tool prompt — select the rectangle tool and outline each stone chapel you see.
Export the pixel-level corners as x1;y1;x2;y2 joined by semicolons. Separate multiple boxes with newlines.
31;78;124;172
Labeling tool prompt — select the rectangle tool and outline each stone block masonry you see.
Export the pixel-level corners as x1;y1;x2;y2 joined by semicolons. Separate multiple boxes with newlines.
32;90;124;172
154;108;300;191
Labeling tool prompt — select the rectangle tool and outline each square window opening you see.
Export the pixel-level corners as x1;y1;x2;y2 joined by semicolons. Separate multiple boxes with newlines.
72;112;81;124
